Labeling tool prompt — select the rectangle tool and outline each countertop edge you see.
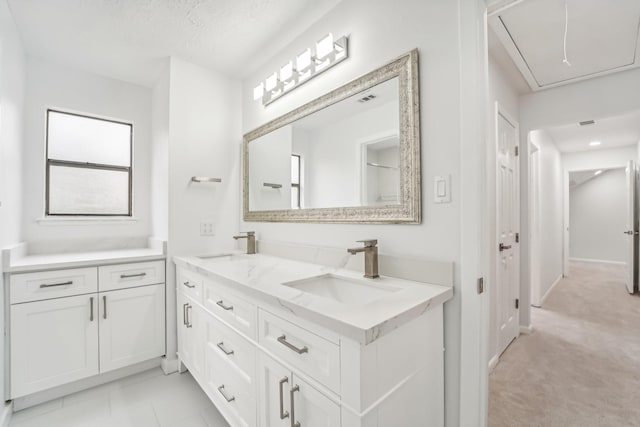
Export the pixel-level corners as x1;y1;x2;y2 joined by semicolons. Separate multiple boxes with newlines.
5;252;167;274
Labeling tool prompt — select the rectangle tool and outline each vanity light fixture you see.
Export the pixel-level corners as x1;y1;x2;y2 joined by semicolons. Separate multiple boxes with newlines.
252;33;349;106
594;170;602;176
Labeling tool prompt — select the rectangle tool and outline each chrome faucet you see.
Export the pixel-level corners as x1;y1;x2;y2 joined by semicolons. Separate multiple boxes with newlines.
233;231;256;254
347;239;379;279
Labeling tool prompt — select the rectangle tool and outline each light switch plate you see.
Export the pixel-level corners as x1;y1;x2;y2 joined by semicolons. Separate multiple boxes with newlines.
434;175;451;203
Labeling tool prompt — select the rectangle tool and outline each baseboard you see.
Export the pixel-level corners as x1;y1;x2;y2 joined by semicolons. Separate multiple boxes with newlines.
536;274;563;307
488;354;499;373
161;356;179;375
0;402;11;427
569;257;625;266
519;324;533;335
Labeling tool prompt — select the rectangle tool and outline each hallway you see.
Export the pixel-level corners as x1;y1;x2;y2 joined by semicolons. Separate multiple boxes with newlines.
489;261;640;427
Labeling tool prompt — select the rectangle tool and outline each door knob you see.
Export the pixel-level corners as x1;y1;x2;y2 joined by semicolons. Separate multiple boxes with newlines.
624;230;635;235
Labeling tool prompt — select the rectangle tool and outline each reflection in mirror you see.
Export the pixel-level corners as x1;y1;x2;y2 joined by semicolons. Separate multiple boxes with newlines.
243;49;420;223
248;78;399;212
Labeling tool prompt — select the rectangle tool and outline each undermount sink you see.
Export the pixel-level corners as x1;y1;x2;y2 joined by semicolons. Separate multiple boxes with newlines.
283;274;400;305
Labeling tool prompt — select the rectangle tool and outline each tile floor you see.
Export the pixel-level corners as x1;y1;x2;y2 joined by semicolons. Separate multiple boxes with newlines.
9;368;230;427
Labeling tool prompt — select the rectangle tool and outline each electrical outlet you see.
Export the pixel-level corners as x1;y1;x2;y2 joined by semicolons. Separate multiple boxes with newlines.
200;222;215;236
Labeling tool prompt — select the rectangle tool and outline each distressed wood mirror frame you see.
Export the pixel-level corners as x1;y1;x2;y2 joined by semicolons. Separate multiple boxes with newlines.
243;49;421;224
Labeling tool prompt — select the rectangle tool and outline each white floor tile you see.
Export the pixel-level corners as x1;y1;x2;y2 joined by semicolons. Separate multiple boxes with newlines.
8;369;229;427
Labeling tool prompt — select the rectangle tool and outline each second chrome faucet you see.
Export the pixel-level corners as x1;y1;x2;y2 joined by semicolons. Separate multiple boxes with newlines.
347;239;379;279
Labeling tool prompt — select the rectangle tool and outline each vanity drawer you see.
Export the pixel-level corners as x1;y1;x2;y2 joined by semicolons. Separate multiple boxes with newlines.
203;280;256;339
258;309;340;394
176;267;204;303
204;310;256;384
98;261;165;292
204;340;256;427
10;267;98;304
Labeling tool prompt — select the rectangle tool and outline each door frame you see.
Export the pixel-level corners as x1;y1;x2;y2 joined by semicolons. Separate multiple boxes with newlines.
493;101;521;357
529;136;542;306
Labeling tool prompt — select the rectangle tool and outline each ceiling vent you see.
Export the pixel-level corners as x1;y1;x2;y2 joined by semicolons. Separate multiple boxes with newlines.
357;94;377;103
579;120;596;126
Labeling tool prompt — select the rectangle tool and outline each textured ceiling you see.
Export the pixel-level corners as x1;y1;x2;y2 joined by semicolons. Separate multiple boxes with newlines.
490;0;640;91
545;110;640;153
7;0;342;87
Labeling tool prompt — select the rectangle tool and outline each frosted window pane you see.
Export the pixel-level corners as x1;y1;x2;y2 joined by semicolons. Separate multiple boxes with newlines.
48;111;131;166
48;166;129;215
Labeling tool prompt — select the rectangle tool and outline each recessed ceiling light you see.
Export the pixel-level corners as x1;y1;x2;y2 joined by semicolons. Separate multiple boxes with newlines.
594;170;602;176
589;141;601;147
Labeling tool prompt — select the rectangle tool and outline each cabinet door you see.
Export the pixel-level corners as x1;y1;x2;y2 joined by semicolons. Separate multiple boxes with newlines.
290;375;341;427
257;352;291;427
177;292;204;379
99;284;166;373
11;294;99;398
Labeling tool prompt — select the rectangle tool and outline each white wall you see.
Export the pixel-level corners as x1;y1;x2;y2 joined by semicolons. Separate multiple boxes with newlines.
0;0;26;405
562;145;637;171
164;57;241;365
22;57;152;246
529;129;563;302
519;66;640;327
570;168;626;263
151;60;169;241
241;1;488;425
487;55;521;364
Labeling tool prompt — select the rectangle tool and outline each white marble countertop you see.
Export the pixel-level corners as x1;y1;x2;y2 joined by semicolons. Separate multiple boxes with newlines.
3;239;166;273
174;252;453;345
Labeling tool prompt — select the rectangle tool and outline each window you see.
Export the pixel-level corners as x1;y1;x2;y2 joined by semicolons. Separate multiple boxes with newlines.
291;154;301;209
46;110;133;216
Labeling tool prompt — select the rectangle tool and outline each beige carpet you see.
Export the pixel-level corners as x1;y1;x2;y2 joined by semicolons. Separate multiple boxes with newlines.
489;261;640;427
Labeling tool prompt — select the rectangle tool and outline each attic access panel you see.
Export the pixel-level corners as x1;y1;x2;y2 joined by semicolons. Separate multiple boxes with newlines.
491;0;640;90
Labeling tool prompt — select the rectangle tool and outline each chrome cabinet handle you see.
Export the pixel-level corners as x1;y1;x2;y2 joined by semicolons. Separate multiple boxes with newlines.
217;385;235;402
279;377;290;420
216;342;234;356
40;281;73;288
182;303;188;326
278;335;308;354
186;305;193;328
120;272;146;279
103;296;107;319
90;297;94;321
290;385;300;427
216;300;234;311
183;281;195;288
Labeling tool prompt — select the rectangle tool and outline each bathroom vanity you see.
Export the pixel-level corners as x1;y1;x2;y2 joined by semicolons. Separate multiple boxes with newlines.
2;240;167;404
174;252;452;427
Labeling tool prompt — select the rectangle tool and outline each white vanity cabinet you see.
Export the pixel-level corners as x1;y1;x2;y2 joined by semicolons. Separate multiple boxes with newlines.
175;260;448;427
8;260;166;399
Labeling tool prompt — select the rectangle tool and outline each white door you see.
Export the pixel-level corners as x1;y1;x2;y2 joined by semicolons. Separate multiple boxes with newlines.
496;106;520;356
290;375;341;427
10;294;99;398
258;352;291;427
99;284;166;373
625;160;638;294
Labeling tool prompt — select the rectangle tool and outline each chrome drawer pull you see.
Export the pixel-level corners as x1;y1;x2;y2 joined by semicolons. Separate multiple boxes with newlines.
217;385;235;402
216;342;234;356
120;272;146;279
290;385;300;427
278;335;308;354
183;281;196;288
103;296;107;319
216;300;234;311
183;303;189;326
279;377;290;420
40;281;73;288
186;305;193;328
90;297;94;321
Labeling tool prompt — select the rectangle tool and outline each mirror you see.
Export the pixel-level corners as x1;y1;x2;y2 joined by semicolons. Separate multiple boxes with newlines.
243;49;420;223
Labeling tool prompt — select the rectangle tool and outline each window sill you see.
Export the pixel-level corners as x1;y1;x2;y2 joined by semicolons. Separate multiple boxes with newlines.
36;216;139;225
